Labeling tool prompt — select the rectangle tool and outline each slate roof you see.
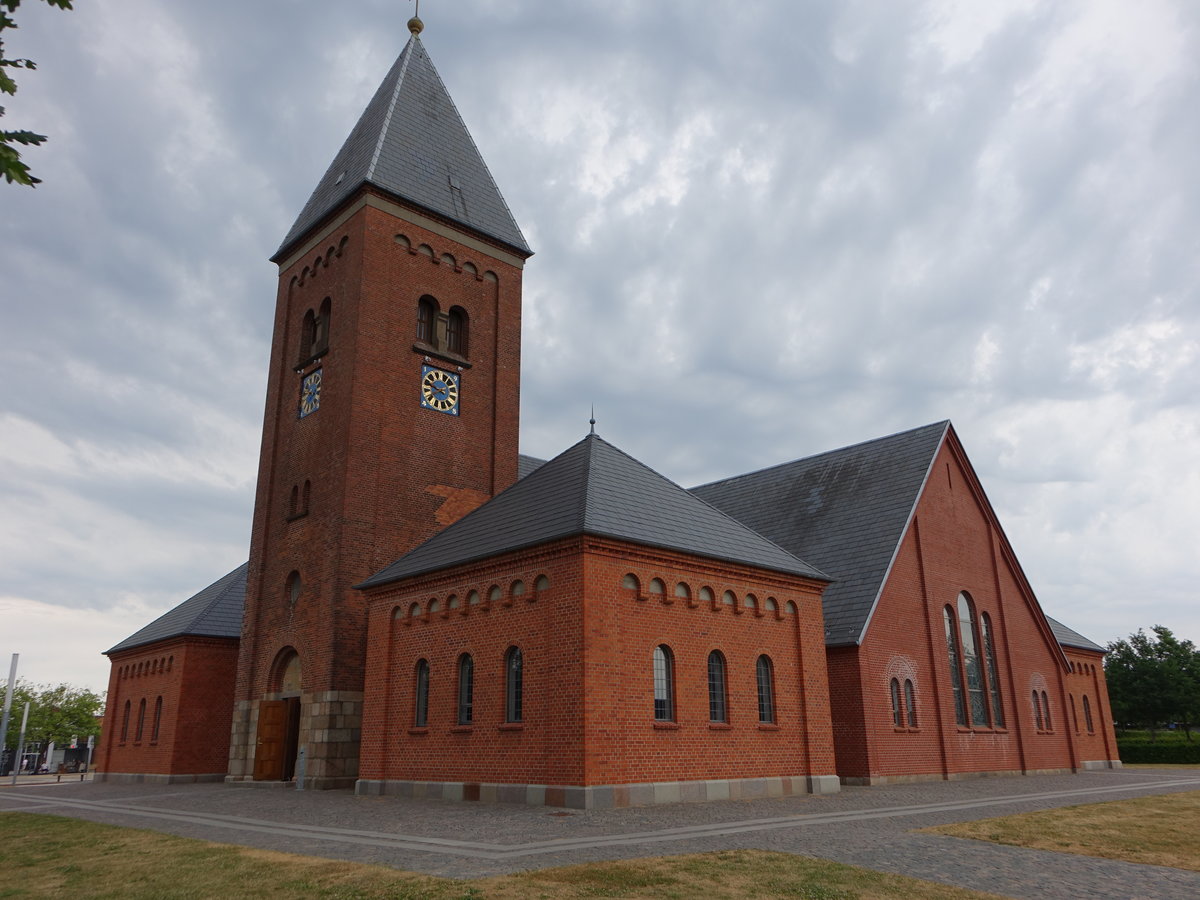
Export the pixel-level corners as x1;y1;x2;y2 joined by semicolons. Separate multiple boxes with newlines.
517;453;546;480
1046;616;1106;653
692;421;949;647
274;33;530;262
360;434;828;588
106;563;247;655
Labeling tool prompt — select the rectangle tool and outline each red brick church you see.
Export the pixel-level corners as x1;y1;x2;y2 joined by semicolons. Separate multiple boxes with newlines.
95;18;1120;805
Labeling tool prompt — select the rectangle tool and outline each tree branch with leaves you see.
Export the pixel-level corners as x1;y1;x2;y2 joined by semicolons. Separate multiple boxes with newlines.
1;0;73;187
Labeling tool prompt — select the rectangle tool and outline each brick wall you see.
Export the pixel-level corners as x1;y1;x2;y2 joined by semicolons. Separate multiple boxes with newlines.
841;434;1080;781
96;637;237;778
360;536;836;789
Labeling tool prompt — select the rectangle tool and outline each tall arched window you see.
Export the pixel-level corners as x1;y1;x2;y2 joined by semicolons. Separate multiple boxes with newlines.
1083;695;1094;733
313;297;331;355
653;645;674;721
414;659;429;728
151;696;163;742
417;296;437;344
707;651;728;723
135;698;146;741
1041;690;1052;730
286;571;302;607
981;613;1004;727
890;678;903;727
956;594;988;726
1032;690;1044;730
121;700;131;742
756;655;776;724
505;647;523;723
299;308;316;362
904;679;918;728
943;606;967;726
457;654;474;725
447;306;468;355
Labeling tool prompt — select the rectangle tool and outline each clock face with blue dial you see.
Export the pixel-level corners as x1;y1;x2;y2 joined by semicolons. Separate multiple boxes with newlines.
299;368;322;418
420;365;459;415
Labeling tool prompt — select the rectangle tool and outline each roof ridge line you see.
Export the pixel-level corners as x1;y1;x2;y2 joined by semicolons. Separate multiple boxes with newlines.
366;35;418;183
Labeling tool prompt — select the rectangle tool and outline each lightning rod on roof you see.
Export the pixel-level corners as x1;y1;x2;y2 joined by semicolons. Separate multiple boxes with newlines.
408;0;424;34
589;406;596;435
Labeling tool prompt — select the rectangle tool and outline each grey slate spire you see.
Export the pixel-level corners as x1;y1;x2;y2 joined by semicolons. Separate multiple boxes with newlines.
359;434;828;589
274;32;531;261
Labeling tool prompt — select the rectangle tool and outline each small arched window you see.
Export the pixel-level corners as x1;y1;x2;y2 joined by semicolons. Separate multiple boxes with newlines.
653;645;675;722
152;696;163;742
286;571;302;607
1083;695;1094;733
121;700;131;742
648;578;665;597
756;655;776;724
414;659;429;727
904;679;917;728
408;601;421;618
699;587;714;606
707;651;728;723
510;580;525;599
890;678;903;727
457;654;474;725
623;573;640;593
505;647;523;723
417;296;438;344
722;590;736;607
135;698;147;741
447;306;468;356
288;485;299;518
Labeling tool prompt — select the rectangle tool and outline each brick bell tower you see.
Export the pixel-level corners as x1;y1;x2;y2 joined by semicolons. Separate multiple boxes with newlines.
227;16;532;789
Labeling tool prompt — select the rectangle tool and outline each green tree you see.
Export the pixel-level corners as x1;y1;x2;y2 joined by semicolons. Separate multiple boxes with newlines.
1;0;73;186
1;680;103;750
1106;626;1200;741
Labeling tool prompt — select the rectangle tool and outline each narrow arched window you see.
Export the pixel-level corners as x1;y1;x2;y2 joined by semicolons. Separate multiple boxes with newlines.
756;656;776;724
1070;694;1080;734
288;484;299;517
1041;691;1052;731
653;645;674;721
957;594;988;726
313;297;331;355
505;647;523;723
1032;690;1044;730
944;606;967;726
135;698;146;741
414;659;429;727
981;613;1004;727
299;308;316;362
904;679;917;728
447;306;468;355
286;571;302;607
121;700;131;742
457;654;474;725
707;651;728;723
1083;695;1094;733
890;678;903;727
152;696;163;742
417;296;437;344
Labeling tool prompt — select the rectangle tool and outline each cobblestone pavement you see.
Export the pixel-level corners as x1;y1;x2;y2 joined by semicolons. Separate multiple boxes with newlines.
3;769;1199;898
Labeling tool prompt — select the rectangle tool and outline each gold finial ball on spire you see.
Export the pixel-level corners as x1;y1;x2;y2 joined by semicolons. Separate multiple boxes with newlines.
408;16;424;35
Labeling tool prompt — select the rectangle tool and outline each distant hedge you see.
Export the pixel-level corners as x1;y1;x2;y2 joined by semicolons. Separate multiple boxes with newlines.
1117;741;1200;764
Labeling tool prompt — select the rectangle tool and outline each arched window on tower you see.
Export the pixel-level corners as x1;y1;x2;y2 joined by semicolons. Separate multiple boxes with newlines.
447;306;468;356
313;297;331;356
417;296;438;344
299;308;316;363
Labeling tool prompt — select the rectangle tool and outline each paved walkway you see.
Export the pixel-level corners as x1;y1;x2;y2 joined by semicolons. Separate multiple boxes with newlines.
3;769;1199;898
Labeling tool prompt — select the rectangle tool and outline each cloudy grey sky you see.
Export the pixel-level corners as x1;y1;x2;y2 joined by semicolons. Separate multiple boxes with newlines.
2;0;1197;693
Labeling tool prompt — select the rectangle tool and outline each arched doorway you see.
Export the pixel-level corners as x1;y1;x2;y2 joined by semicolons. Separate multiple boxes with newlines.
253;649;303;782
